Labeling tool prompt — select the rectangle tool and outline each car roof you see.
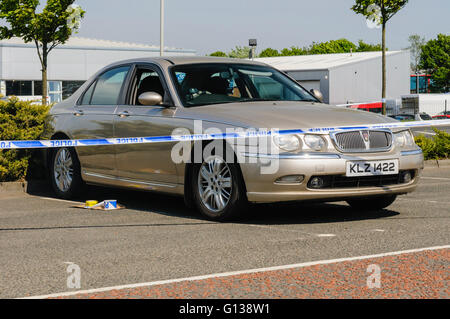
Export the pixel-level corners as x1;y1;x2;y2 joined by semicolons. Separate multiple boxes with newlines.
166;56;269;66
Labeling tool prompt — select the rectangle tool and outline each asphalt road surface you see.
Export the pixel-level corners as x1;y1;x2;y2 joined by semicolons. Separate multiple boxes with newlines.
0;167;449;299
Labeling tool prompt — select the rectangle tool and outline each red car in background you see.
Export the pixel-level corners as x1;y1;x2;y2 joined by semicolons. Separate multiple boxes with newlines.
349;102;382;114
432;111;450;120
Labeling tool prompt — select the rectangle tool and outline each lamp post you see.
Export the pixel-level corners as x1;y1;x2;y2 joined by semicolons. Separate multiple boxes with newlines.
249;38;257;60
416;71;419;94
160;0;164;56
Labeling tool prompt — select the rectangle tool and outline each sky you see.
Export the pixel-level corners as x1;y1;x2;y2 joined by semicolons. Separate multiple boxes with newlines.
18;0;450;55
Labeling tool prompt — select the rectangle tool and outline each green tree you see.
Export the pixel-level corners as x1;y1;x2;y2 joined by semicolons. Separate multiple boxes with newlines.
308;39;357;54
258;48;280;58
356;40;383;52
213;39;383;60
419;34;450;93
280;48;294;56
352;0;409;115
228;46;251;59
209;51;227;57
408;34;425;73
280;46;307;56
0;0;85;105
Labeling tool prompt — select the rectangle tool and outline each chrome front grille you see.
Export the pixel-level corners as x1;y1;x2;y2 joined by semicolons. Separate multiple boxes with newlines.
369;131;392;148
331;129;392;153
335;131;365;150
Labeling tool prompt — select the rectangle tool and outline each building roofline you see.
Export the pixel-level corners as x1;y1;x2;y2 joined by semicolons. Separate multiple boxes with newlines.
0;42;196;53
283;68;328;72
328;50;408;71
255;50;409;71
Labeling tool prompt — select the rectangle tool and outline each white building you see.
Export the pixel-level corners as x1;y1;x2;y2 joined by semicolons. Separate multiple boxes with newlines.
0;37;196;103
401;94;450;116
255;51;410;106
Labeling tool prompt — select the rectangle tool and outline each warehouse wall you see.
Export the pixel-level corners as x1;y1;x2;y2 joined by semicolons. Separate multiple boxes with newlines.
329;51;410;105
285;70;330;103
0;45;195;81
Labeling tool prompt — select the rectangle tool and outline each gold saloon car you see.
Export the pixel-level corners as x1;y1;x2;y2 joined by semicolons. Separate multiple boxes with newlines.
47;57;424;221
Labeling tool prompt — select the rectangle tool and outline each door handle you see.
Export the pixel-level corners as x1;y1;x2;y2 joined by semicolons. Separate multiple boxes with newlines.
117;111;131;118
73;110;84;116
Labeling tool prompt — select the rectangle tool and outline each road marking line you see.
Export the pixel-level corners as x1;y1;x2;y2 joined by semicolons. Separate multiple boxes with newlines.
242;224;315;236
426;200;450;204
20;245;449;299
421;177;450;181
316;234;336;237
415;131;436;136
397;198;450;205
372;229;385;232
38;196;81;205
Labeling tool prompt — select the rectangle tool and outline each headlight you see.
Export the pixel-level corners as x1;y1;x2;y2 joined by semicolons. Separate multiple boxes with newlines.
303;134;327;151
394;130;415;148
273;134;301;152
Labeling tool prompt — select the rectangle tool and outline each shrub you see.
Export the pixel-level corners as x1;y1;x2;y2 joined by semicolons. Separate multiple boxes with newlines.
415;128;450;160
209;51;227;57
0;97;51;182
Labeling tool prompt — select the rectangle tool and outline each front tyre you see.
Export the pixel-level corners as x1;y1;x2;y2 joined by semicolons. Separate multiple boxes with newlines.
50;147;84;199
347;195;397;211
192;155;247;221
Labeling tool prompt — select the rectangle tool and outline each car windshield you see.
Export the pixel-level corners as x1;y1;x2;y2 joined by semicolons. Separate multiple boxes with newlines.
170;63;318;107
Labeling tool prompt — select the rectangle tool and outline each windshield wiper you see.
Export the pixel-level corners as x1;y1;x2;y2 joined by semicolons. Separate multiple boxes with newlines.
300;99;320;102
239;98;279;102
239;98;319;103
186;101;236;107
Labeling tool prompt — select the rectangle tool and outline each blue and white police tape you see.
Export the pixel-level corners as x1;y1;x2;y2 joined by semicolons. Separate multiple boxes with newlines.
0;119;449;150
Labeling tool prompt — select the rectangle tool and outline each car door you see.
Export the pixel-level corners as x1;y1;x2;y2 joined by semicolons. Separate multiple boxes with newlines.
114;64;180;186
66;65;131;179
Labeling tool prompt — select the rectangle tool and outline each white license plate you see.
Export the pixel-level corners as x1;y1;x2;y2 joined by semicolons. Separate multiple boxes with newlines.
346;159;399;177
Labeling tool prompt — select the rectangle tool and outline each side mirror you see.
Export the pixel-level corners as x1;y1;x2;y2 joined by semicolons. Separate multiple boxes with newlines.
310;89;324;103
138;92;163;106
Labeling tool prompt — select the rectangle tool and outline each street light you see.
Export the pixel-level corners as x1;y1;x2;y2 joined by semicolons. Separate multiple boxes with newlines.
160;0;164;56
249;38;257;60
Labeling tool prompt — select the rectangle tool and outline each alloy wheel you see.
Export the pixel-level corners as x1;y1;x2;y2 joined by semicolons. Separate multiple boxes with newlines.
197;156;233;213
53;148;74;192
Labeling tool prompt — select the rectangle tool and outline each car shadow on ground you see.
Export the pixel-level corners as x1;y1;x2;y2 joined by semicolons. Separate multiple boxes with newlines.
27;181;400;225
243;202;399;225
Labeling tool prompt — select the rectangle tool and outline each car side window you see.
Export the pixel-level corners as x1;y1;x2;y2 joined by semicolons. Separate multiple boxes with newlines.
129;68;166;105
81;82;95;105
89;66;130;105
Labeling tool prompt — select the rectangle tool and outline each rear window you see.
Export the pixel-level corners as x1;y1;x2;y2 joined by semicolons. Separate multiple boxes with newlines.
89;66;130;105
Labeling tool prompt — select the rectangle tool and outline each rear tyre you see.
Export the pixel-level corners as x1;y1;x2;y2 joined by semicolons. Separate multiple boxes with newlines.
347;195;397;211
192;154;247;221
50;147;84;199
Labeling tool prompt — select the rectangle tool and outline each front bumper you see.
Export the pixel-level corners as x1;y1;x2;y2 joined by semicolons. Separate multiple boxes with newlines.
240;149;424;203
